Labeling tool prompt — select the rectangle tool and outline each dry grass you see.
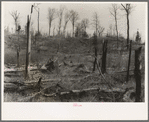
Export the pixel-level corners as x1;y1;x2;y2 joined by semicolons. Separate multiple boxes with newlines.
4;34;145;102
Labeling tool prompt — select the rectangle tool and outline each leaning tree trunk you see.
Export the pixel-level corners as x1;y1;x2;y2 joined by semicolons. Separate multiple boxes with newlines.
127;13;129;49
63;22;68;37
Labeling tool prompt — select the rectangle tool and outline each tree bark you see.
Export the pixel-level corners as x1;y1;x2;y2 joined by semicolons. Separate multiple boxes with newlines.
101;40;108;74
93;34;97;71
17;48;20;67
49;21;51;36
115;15;119;48
72;23;74;37
93;48;97;71
63;21;68;37
25;15;31;79
38;9;39;34
126;40;132;82
135;47;142;102
127;13;129;49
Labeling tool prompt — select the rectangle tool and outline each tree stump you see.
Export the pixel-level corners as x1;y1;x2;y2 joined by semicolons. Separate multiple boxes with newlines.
134;47;142;102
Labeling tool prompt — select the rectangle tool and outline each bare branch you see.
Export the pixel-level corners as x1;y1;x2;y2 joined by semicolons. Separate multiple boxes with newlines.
47;7;57;35
121;3;126;10
10;10;20;31
57;5;65;34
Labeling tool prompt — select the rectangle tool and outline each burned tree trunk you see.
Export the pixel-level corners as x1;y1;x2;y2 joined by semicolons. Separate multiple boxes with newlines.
93;33;97;71
25;14;32;79
93;48;97;71
126;13;129;49
135;47;142;102
17;47;20;67
115;16;119;48
126;40;132;82
101;40;108;74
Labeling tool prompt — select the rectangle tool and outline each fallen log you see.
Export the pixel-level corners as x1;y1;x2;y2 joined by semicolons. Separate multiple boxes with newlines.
41;87;129;97
5;74;21;77
4;83;18;91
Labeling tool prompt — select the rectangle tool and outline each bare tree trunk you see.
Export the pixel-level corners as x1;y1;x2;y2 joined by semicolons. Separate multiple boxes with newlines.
15;22;17;33
58;19;62;35
17;48;19;67
72;23;74;37
135;47;142;102
126;40;132;82
63;22;68;36
17;31;20;67
93;34;97;71
96;21;97;36
93;48;97;71
49;21;51;36
127;13;129;49
38;9;39;34
115;16;119;48
101;40;108;74
53;26;55;36
25;15;31;79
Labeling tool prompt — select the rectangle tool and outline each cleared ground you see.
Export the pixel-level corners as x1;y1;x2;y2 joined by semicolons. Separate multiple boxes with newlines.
4;34;145;102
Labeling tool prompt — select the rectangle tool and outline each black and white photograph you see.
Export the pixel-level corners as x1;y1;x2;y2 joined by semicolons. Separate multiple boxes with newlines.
1;1;148;120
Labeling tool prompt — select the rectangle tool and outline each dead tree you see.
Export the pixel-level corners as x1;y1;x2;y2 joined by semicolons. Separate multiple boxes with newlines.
97;25;105;37
25;5;34;79
93;32;97;71
16;25;21;67
63;10;71;36
47;8;57;36
16;45;20;67
109;24;113;36
53;25;55;36
33;3;41;34
134;47;142;102
81;18;89;32
57;6;65;35
101;40;108;74
70;10;79;37
126;40;132;82
109;4;120;48
10;10;20;33
121;4;135;49
92;12;100;35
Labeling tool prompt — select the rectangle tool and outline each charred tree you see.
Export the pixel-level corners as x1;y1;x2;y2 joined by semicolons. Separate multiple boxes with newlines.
134;47;142;102
101;40;108;74
93;32;97;71
16;25;21;67
121;4;134;49
17;46;20;67
126;40;132;82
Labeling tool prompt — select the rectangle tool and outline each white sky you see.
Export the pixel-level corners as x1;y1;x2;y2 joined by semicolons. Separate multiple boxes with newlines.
2;2;147;42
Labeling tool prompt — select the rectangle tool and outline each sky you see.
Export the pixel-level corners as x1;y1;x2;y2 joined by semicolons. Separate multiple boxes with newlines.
2;2;147;42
